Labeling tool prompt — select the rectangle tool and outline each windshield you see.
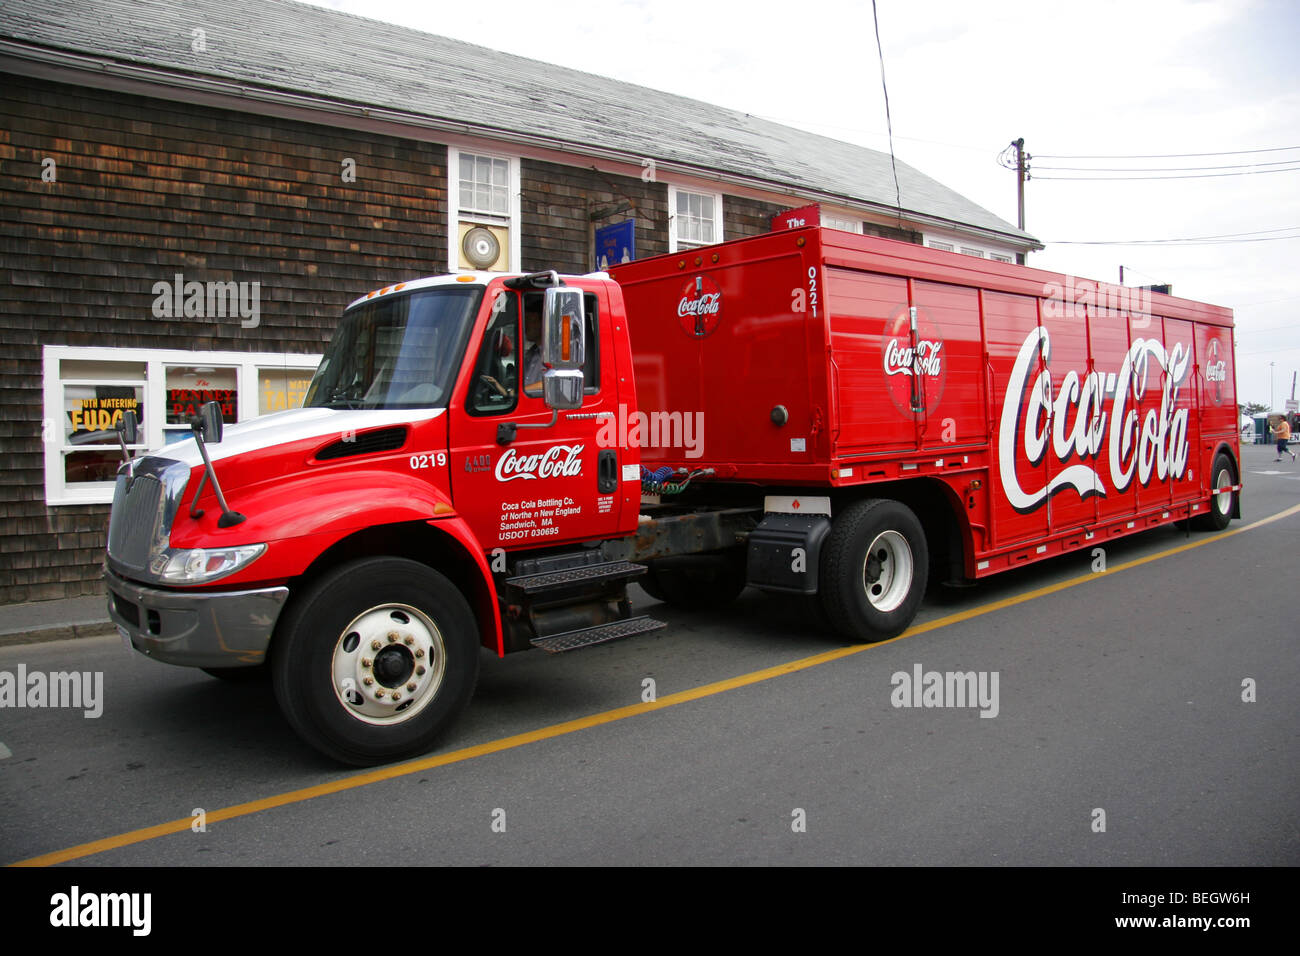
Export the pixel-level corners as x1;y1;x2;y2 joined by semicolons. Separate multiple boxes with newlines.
305;287;482;410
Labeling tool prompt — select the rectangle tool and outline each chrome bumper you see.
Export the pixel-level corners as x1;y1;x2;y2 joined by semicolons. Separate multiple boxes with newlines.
105;567;290;668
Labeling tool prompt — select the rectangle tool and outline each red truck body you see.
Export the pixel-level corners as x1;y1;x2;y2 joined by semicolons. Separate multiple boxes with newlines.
105;223;1239;764
612;226;1238;577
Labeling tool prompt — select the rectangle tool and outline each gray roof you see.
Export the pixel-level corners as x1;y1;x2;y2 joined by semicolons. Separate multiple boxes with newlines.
0;0;1036;245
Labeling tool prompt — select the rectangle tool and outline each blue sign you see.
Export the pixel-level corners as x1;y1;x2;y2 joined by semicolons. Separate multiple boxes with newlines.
595;219;635;270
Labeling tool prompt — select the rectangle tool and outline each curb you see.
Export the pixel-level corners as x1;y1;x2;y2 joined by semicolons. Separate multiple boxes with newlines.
0;622;118;649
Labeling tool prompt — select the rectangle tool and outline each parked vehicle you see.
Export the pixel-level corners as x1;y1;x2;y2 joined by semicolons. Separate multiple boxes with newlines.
105;222;1240;763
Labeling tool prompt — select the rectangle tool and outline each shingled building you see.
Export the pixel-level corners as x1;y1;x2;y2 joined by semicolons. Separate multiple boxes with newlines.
0;0;1038;603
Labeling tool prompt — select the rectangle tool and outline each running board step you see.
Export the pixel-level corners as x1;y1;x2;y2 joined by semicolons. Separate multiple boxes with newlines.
530;615;666;653
506;560;646;595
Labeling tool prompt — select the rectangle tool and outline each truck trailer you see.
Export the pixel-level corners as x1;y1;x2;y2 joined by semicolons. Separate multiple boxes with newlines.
104;223;1240;764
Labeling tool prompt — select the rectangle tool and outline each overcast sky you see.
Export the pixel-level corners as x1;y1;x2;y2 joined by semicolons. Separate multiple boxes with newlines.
305;0;1300;412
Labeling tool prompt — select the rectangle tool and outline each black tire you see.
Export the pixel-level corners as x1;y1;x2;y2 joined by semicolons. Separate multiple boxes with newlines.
271;557;479;766
640;553;747;610
820;499;928;643
202;664;269;682
1194;452;1236;531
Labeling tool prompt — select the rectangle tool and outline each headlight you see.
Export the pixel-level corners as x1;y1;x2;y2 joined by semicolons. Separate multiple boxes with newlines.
149;544;267;584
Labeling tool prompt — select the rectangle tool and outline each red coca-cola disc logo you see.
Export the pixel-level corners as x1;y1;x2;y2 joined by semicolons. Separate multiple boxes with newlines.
881;306;946;415
677;276;722;338
1205;337;1227;405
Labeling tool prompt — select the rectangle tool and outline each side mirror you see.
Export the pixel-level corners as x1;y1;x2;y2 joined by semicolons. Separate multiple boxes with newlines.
117;409;139;446
543;287;585;370
542;369;584;411
193;401;224;444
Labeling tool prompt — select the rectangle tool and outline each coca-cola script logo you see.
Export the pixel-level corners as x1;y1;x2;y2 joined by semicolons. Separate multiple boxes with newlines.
882;307;946;415
998;327;1191;513
677;275;722;338
1205;338;1227;405
495;444;584;482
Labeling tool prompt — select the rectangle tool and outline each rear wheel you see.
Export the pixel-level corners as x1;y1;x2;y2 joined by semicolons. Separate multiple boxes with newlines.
820;499;928;643
272;557;479;765
1194;452;1236;531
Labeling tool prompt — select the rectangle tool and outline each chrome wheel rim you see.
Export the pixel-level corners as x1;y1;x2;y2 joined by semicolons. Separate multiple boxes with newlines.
331;604;446;725
1213;467;1232;515
862;531;913;612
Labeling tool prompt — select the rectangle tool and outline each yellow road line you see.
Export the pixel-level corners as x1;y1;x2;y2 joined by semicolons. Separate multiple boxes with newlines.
12;501;1299;867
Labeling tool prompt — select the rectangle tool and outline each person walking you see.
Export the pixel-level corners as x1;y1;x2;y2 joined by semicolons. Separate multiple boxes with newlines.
1274;416;1295;462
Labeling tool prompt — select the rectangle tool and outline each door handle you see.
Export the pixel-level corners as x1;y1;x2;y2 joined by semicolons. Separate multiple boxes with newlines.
597;450;618;493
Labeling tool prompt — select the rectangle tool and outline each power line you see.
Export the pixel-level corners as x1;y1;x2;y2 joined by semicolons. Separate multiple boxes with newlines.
1050;226;1300;245
1051;233;1300;246
1035;159;1300;173
1034;166;1300;181
870;0;903;225
1035;145;1300;159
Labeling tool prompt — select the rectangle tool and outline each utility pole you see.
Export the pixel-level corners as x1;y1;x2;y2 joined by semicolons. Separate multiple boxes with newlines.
1012;138;1028;231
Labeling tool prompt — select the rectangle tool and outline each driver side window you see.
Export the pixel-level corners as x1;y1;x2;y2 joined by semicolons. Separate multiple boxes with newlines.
467;292;520;416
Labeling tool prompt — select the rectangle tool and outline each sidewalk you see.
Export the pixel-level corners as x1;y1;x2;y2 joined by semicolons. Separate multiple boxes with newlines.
0;594;116;648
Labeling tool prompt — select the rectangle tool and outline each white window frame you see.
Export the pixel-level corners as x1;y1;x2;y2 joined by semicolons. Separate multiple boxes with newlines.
667;184;724;252
821;213;863;233
447;146;521;273
42;345;321;506
925;233;1017;261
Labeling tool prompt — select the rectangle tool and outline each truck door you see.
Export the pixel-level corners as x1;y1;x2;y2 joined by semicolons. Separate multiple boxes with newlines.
448;286;627;552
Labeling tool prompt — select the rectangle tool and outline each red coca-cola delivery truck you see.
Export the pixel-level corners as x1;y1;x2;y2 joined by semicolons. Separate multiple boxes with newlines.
104;223;1239;764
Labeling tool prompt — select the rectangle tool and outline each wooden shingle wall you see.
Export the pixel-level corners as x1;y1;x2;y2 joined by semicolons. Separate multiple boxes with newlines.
0;74;449;602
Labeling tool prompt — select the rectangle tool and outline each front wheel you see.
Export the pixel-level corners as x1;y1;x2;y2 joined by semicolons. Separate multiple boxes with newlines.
820;499;928;643
272;558;479;765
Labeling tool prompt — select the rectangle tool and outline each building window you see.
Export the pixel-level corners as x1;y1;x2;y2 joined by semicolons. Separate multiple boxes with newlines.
58;359;146;490
164;365;239;445
43;346;320;505
668;185;723;251
459;153;510;217
822;215;862;233
448;147;519;273
927;234;1017;260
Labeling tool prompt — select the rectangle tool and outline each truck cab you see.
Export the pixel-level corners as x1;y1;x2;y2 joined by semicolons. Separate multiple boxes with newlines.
106;270;657;765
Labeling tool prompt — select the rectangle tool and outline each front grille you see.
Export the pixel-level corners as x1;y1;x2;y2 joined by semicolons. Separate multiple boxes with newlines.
108;473;164;570
105;457;188;578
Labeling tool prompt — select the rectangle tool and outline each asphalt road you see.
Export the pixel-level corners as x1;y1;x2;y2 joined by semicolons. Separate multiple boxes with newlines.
2;442;1297;867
